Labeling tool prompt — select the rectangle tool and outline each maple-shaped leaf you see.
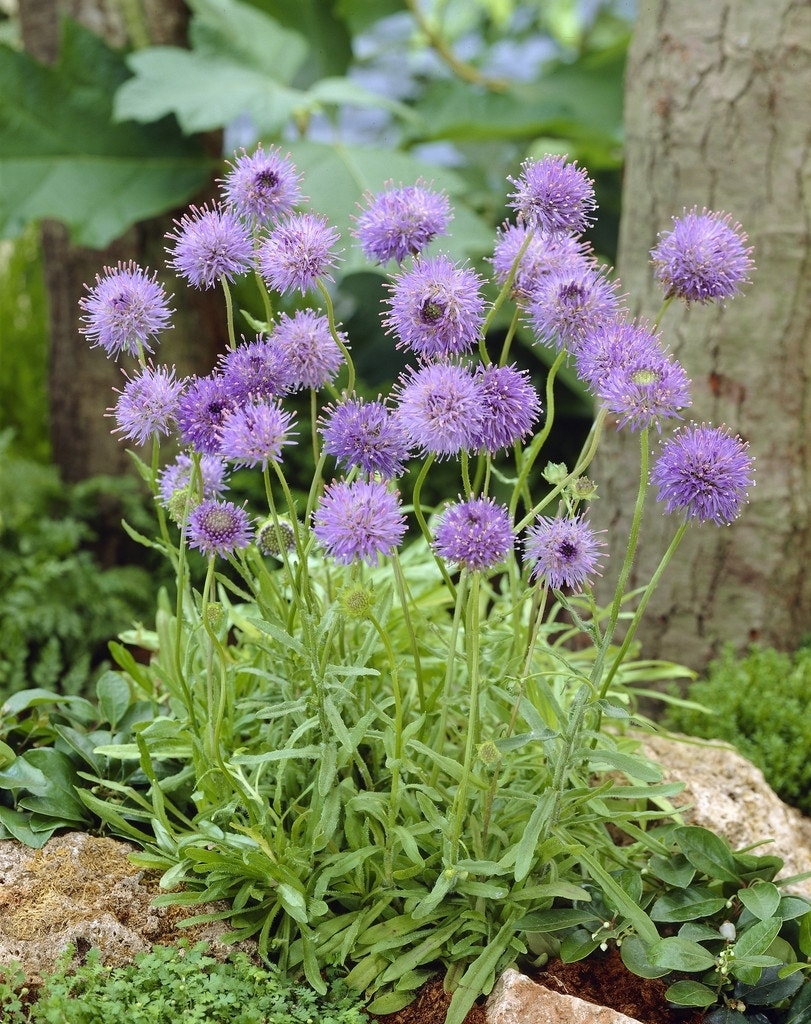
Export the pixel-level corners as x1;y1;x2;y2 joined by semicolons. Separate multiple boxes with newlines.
0;18;212;248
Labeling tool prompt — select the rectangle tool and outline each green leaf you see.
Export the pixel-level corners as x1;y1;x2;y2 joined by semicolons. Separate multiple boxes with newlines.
739;881;781;921
96;671;132;730
734;917;782;959
647;852;696;888
646;936;718;973
559;928;602;963
650;885;728;922
739;965;804;1005
0;20;210;246
619;934;670;979
674;826;742;884
664;980;718;1007
582;748;664;782
0;806;57;847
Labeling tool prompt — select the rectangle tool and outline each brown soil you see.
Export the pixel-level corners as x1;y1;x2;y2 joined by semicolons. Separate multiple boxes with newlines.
372;948;707;1024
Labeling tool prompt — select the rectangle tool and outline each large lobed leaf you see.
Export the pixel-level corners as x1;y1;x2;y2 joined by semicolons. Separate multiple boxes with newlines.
0;19;211;248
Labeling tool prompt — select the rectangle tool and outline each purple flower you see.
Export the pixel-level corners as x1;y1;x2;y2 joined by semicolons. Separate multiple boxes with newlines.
187;498;253;558
651;208;754;304
383;255;485;360
594;348;692;432
257;212;341;295
433;497;514;571
491;225;591;299
220;337;293;403
176;374;236;454
110;363;185;446
473;363;541;454
270;310;345;390
528;265;622;353
393;362;484;459
525;514;604;591
79;261;173;360
158;453;229;507
166;203;254;289
507;155;596;235
354;180;452;264
320;396;412;478
313;479;407;565
221;145;303;225
219;400;296;469
575;319;662;391
651;423;754;525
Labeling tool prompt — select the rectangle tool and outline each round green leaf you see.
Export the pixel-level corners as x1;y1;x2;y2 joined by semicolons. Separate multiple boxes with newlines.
665;980;718;1007
647;936;718;972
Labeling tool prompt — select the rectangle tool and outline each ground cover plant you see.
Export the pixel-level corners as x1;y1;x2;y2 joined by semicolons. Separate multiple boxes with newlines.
664;644;811;817
3;146;790;1024
0;939;370;1024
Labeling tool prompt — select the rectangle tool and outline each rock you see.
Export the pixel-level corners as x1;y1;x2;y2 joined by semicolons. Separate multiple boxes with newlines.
0;831;256;984
487;968;644;1024
641;733;811;897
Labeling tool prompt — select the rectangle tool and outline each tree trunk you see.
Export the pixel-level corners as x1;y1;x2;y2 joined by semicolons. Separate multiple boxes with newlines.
18;0;223;483
595;0;811;672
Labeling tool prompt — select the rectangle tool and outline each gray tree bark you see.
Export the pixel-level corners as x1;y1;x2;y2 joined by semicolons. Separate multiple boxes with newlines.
594;0;811;671
19;0;222;483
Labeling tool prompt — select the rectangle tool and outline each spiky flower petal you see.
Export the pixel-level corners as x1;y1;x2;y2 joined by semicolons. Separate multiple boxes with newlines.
651;208;754;304
221;145;303;225
354;180;452;264
393;362;484;459
651;423;754;524
433;497;514;571
320;396;412;478
188;499;252;558
110;363;185;446
219;400;296;468
166;204;253;289
507;154;596;235
313;479;407;565
383;255;485;360
79;261;173;359
525;514;604;591
270;310;346;390
258;212;341;295
473;363;541;454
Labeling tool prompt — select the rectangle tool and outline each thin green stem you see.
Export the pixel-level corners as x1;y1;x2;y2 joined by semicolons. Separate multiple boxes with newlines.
317;280;355;394
221;277;237;351
448;572;481;863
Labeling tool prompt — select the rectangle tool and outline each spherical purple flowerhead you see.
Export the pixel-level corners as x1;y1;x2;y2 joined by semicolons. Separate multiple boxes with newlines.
393;362;484;459
176;373;235;454
433;497;514;571
220;337;293;403
79;261;173;360
257;211;341;295
651;423;754;525
353;180;452;264
270;310;345;390
221;145;303;225
158;453;229;507
320;395;412;478
491;224;591;299
383;255;485;359
525;514;604;591
313;479;407;565
507;155;596;235
187;498;252;558
528;264;621;353
166;203;254;289
594;348;691;432
111;363;185;446
473;363;541;454
219;400;296;469
575;319;661;391
651;208;754;304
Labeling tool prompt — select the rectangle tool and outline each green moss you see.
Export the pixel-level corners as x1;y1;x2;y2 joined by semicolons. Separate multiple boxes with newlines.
663;644;811;815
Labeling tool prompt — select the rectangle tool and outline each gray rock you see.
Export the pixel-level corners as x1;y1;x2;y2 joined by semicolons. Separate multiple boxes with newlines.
487;969;645;1024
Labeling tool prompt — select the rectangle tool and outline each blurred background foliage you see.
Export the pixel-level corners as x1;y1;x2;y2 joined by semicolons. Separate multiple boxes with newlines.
0;0;633;697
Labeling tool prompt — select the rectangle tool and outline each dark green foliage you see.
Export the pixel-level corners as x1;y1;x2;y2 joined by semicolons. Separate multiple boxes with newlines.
0;940;369;1024
663;645;811;815
0;443;161;699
